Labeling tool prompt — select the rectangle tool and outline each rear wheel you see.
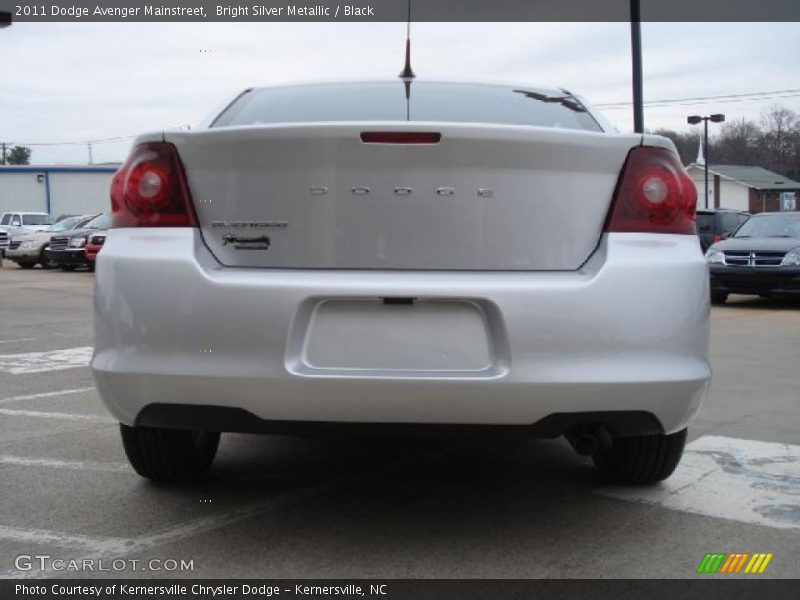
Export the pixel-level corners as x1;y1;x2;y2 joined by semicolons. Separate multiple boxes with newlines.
592;428;687;484
61;265;76;271
17;260;37;269
120;424;220;481
710;291;728;305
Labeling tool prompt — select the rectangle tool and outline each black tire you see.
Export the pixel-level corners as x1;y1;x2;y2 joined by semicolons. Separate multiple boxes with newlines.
61;265;76;271
17;260;37;269
120;424;220;482
40;247;58;269
710;291;728;305
592;428;687;484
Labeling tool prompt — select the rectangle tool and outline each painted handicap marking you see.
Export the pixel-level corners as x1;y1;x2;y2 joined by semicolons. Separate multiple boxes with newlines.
597;435;800;530
0;346;93;374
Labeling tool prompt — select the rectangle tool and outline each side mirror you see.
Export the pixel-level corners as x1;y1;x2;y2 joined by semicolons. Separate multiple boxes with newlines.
721;232;730;240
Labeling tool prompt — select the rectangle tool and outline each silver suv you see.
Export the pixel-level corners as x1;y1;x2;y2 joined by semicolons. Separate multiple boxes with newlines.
0;212;52;256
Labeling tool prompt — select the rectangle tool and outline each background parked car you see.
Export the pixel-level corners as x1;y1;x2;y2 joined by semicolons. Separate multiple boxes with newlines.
4;214;96;269
0;211;53;235
84;232;106;269
1;212;53;256
706;211;800;303
46;213;110;271
696;209;751;252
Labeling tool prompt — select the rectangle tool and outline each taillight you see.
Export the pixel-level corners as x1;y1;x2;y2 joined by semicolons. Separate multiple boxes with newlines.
604;147;697;234
360;132;441;144
110;142;197;227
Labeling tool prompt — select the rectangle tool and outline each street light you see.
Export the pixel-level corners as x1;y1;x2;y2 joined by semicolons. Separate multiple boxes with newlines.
687;113;725;209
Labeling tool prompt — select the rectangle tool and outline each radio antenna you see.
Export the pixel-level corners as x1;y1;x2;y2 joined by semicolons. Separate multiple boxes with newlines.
398;1;415;82
398;0;415;119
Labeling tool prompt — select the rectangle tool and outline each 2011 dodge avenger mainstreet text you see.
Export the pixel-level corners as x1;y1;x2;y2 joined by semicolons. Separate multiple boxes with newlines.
90;81;710;484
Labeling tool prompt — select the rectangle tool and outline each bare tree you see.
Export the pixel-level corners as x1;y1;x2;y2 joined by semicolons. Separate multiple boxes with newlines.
760;105;799;176
714;118;761;166
651;128;701;165
653;104;800;181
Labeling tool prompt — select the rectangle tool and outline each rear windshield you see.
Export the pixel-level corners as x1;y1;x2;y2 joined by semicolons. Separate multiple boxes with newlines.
22;214;52;225
212;82;603;132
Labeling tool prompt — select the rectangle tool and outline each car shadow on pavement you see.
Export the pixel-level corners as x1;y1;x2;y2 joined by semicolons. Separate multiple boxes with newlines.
156;433;606;527
723;295;800;310
117;434;641;578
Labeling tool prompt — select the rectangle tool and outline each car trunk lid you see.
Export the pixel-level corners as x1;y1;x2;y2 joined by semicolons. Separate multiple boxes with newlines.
168;124;641;271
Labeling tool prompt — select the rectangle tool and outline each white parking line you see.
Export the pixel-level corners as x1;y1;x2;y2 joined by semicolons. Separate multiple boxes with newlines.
0;387;95;406
597;435;800;530
0;455;128;473
0;525;129;552
0;408;114;424
0;346;93;374
0;338;36;345
0;484;331;578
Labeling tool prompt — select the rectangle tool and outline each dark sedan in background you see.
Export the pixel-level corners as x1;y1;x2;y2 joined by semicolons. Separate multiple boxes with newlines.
705;211;800;304
46;213;111;271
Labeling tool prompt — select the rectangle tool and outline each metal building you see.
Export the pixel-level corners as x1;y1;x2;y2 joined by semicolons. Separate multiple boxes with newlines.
0;165;118;218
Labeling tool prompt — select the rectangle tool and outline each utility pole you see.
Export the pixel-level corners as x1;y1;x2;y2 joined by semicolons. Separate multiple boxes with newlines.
630;0;644;133
1;11;10;165
87;142;94;165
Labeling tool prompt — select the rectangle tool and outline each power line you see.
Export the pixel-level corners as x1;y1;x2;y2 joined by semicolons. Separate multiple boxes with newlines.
595;89;800;109
4;135;137;147
4;125;190;147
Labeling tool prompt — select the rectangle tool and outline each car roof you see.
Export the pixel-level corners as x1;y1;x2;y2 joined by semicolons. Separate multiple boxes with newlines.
750;211;800;217
2;211;50;216
696;209;750;214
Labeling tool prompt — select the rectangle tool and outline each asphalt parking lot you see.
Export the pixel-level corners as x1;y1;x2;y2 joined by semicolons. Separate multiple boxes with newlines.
0;261;798;580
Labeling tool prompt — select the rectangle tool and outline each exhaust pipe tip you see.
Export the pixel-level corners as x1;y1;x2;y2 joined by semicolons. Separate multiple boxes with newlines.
566;425;613;456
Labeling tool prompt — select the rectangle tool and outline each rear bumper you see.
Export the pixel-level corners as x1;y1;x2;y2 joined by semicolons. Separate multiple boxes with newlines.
709;265;800;296
92;230;711;435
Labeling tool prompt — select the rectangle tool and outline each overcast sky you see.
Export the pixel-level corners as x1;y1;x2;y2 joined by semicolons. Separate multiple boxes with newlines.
2;21;799;165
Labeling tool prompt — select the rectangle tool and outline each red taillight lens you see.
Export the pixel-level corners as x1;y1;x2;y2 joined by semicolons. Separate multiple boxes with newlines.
110;142;197;227
360;132;441;144
605;147;697;234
